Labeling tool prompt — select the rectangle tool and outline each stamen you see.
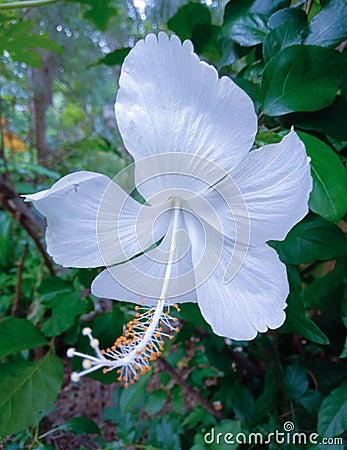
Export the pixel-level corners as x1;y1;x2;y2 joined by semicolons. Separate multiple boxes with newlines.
67;199;182;387
66;301;180;386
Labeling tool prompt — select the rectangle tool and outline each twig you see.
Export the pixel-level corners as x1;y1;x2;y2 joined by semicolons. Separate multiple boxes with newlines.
304;0;313;15
0;0;59;10
158;357;225;421
12;242;29;316
0;178;55;275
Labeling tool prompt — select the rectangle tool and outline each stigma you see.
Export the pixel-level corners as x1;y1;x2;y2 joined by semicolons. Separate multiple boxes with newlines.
67;300;180;387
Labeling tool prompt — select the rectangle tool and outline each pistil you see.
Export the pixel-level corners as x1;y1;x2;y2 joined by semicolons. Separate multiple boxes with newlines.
67;199;182;386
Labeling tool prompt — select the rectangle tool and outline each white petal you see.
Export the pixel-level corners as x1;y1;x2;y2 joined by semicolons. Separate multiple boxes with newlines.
92;209;198;303
115;32;257;177
232;130;312;244
185;216;288;340
25;171;167;268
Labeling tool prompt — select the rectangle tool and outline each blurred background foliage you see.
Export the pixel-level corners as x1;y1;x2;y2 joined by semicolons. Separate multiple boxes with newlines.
0;0;347;449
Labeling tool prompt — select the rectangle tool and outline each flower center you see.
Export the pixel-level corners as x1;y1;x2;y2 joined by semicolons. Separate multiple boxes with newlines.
67;198;182;387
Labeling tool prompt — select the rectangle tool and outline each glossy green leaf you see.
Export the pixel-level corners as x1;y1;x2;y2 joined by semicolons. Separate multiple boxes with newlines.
144;390;167;415
167;3;211;40
226;13;269;47
304;263;343;315
0;354;63;436
0;317;47;359
260;45;344;115
279;267;330;345
287;96;347;141
298;132;347;222
281;291;330;345
304;0;347;47
283;364;309;400
61;416;101;435
222;0;290;46
263;9;306;62
97;47;131;66
168;3;220;60
268;7;307;29
42;293;84;337
272;216;347;265
318;383;347;437
297;389;323;415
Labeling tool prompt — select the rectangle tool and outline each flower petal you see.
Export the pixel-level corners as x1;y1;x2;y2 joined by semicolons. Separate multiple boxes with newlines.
194;130;312;246
184;213;288;340
232;129;312;244
24;171;167;268
115;32;257;177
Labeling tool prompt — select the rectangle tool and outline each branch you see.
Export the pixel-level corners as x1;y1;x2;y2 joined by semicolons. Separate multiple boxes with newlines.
157;357;225;421
12;242;28;316
0;178;55;276
0;0;59;10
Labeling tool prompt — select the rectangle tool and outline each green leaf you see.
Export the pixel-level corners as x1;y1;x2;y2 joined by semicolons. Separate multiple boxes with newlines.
167;3;211;41
0;354;63;436
283;363;309;400
60;416;101;435
96;47;131;66
0;317;47;359
304;0;347;47
168;3;220;60
339;337;347;358
298;132;347;222
232;78;260;103
287;96;347;141
144;390;167;415
263;9;306;62
0;19;61;67
281;292;330;345
318;383;347;437
226;13;269;47
148;414;182;450
272;216;347;265
201;420;241;449
222;0;290;47
67;0;117;31
297;389;323;415
42;293;84;337
0;212;14;270
229;384;254;421
260;45;344;115
304;263;343;314
182;405;216;429
268;7;307;29
279;267;330;345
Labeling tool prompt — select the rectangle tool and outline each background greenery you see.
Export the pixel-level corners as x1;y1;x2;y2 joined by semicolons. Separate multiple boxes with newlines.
0;0;346;449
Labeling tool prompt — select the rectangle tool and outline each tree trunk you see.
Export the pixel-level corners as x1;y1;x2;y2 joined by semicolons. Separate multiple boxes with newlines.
27;51;53;165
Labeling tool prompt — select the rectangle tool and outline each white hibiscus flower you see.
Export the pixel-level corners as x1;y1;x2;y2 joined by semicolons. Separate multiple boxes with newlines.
25;32;312;386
